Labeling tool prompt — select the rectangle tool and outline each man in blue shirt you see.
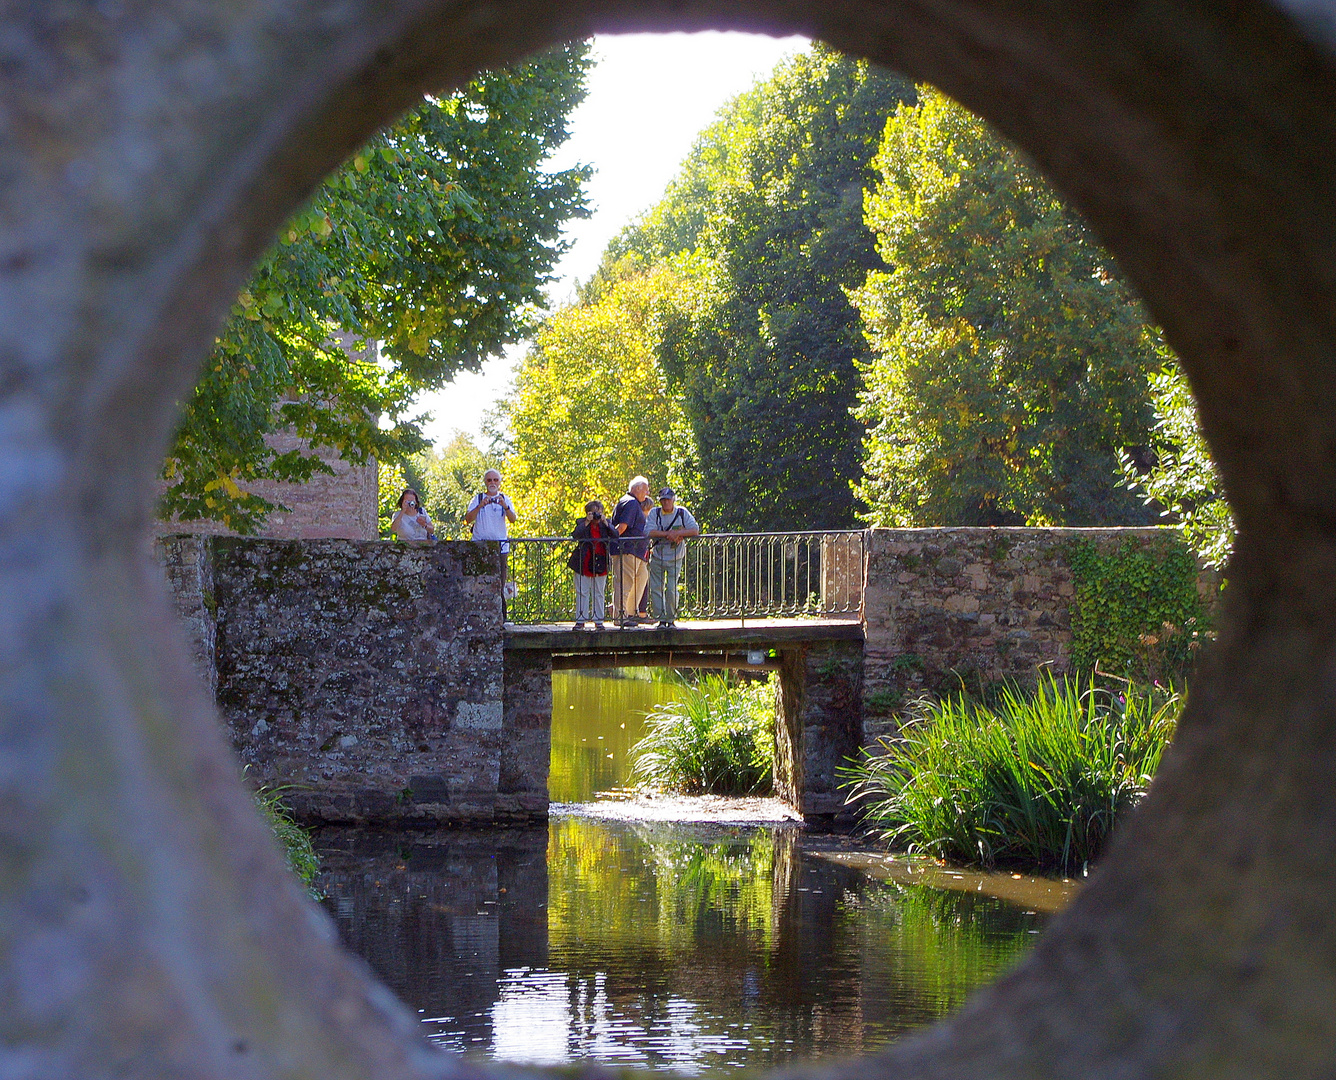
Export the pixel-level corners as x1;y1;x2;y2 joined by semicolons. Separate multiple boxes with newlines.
645;487;700;628
610;475;651;627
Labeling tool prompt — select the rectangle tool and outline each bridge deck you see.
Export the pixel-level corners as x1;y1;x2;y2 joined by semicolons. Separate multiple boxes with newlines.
505;617;864;651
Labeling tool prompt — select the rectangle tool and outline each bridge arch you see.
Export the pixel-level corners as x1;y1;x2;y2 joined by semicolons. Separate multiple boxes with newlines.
9;3;1336;1078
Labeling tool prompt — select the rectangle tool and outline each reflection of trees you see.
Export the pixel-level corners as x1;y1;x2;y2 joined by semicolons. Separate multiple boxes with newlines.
849;880;1036;1037
549;672;682;803
319;819;1042;1069
546;819;1041;1066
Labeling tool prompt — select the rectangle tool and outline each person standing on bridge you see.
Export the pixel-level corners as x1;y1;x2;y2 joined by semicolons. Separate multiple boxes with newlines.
568;500;613;629
465;469;518;618
645;487;699;628
390;488;435;542
610;475;651;627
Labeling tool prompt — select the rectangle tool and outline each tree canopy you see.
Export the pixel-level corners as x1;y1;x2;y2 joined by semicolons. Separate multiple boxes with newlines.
596;46;916;531
852;89;1159;527
162;43;591;532
498;266;696;537
1121;362;1233;567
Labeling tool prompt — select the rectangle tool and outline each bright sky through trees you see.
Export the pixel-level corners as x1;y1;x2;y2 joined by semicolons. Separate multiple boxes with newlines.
415;32;808;447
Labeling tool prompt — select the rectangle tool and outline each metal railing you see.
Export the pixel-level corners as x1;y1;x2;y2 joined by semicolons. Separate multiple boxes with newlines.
504;530;866;625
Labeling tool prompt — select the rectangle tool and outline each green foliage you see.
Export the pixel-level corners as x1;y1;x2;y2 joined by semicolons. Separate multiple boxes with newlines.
603;45;916;530
162;44;591;532
631;673;775;795
852;88;1159;527
253;784;322;898
843;676;1181;873
1066;537;1210;683
376;459;409;539
499;266;698;536
1121;360;1234;568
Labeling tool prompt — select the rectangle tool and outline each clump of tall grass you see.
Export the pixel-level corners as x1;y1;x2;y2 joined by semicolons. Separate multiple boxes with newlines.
842;676;1180;874
631;673;774;795
253;782;322;897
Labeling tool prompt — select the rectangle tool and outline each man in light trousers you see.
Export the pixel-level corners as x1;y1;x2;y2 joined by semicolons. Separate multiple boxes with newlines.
645;487;699;628
611;475;652;627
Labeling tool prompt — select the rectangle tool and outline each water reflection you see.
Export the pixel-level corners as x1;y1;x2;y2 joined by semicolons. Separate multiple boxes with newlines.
550;670;677;802
318;817;1043;1072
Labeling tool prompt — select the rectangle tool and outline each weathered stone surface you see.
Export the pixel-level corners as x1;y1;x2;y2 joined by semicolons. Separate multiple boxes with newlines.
156;535;219;698
190;536;541;824
774;641;863;819
153;433;379;542
500;651;553;818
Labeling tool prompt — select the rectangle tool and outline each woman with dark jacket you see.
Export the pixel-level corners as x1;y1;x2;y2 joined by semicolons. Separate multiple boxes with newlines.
568;500;613;629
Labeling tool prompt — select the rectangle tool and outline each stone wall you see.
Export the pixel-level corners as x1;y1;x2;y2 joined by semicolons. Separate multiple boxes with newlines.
501;651;553;819
156;535;218;698
158;536;542;824
860;527;1220;743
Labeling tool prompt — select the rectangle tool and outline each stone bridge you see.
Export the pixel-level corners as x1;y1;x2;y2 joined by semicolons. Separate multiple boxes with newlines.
159;527;1207;827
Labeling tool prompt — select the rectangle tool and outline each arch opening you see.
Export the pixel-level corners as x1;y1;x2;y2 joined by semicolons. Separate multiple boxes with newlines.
8;3;1336;1077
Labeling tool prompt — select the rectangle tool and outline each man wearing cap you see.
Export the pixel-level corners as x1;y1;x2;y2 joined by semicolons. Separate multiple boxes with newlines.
645;487;700;628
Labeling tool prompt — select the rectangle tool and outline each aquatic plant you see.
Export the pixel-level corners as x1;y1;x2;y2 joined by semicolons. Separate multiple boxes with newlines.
630;673;775;795
842;675;1180;874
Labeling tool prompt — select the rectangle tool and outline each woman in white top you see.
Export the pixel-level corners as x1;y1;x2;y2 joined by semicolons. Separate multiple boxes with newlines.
390;488;435;541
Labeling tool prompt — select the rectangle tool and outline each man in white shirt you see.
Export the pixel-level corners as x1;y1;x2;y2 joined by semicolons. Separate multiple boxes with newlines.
464;469;518;615
644;487;699;628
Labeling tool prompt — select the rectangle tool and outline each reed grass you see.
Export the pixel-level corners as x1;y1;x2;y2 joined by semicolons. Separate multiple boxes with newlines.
631;673;775;795
843;676;1180;874
253;782;322;896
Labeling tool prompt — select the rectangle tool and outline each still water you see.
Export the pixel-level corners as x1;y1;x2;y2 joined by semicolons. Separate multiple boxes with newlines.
317;671;1063;1072
549;670;682;802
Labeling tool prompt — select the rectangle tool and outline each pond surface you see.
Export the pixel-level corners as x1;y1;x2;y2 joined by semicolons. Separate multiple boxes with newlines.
318;818;1061;1072
316;671;1070;1071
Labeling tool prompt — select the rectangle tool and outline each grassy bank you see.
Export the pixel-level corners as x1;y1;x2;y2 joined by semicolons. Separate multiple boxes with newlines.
843;676;1180;874
631;673;775;795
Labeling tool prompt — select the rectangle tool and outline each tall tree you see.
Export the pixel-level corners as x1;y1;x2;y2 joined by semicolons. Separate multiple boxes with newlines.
852;88;1159;527
499;267;697;537
602;46;916;531
162;43;591;532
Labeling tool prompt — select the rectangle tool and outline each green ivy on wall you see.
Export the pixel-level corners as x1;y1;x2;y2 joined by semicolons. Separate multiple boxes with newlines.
1066;537;1209;684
